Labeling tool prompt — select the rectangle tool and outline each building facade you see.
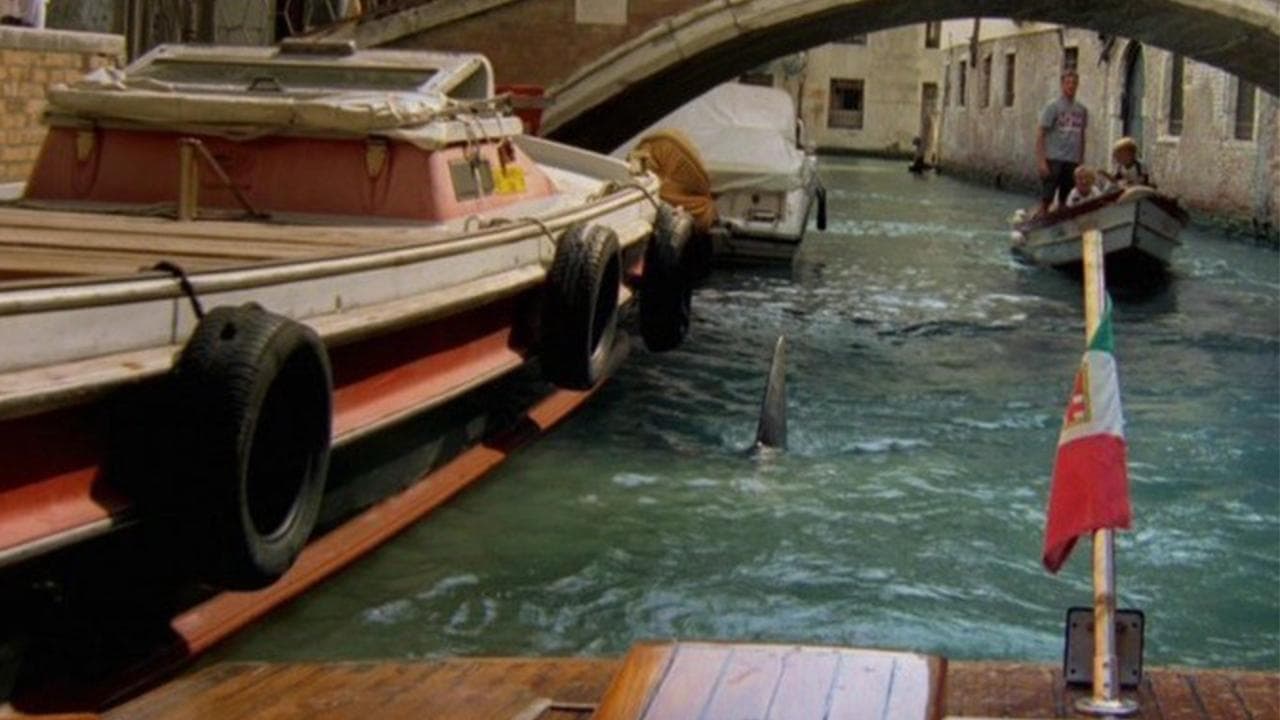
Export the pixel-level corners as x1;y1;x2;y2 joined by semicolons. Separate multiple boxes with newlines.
747;24;946;158
938;23;1279;231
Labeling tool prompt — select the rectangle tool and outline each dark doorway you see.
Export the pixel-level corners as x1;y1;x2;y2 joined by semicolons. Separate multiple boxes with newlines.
1121;42;1145;145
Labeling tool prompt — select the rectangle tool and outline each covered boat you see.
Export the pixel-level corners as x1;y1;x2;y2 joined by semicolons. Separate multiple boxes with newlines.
0;41;694;590
1011;186;1187;280
615;82;826;264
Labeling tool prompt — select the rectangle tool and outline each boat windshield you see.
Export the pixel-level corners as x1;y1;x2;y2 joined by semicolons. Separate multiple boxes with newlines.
132;58;437;94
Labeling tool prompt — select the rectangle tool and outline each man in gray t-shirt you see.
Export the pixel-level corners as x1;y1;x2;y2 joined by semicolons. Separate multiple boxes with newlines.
1036;70;1088;214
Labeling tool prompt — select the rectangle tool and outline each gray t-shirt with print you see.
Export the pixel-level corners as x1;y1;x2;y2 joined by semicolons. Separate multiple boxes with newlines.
1039;96;1088;162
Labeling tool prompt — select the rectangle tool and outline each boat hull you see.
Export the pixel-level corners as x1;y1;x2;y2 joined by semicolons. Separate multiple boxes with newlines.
0;138;659;572
1011;189;1187;279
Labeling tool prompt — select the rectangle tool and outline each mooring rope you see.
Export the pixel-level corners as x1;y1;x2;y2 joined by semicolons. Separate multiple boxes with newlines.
152;260;205;320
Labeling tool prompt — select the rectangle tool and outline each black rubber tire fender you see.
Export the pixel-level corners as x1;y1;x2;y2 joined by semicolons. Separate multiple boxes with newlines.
542;224;621;390
173;303;332;590
640;203;695;352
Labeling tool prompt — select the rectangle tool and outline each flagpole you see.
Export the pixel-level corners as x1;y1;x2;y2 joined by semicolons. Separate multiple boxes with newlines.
1076;228;1138;716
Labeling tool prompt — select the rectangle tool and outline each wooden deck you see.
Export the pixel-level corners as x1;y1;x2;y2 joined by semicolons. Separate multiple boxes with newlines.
96;655;1278;720
0;205;448;281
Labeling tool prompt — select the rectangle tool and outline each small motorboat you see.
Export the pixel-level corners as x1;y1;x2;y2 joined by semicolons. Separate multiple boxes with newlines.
1011;186;1188;280
614;82;826;265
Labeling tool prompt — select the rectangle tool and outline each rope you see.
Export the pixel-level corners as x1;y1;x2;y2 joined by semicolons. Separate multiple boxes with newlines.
616;179;663;212
515;215;559;265
152;261;205;320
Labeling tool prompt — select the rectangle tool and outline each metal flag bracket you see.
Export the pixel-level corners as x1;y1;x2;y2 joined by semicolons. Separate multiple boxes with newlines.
1064;606;1145;689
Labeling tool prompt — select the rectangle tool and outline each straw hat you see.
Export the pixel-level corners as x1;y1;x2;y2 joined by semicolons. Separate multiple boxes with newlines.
1111;137;1138;153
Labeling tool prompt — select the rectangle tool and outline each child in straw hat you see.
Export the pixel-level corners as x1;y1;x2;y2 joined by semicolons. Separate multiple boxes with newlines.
1100;137;1151;188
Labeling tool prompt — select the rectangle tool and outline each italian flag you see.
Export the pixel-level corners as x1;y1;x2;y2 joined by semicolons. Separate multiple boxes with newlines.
1042;304;1133;573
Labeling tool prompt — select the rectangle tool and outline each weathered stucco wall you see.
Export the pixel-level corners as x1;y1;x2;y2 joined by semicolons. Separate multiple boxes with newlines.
0;27;123;183
1143;52;1279;229
799;26;945;156
939;27;1279;230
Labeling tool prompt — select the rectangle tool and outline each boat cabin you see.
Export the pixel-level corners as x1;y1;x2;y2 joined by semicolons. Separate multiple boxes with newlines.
21;41;555;224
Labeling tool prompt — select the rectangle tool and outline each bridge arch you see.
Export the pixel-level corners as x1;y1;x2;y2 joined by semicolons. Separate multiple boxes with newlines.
539;0;1279;151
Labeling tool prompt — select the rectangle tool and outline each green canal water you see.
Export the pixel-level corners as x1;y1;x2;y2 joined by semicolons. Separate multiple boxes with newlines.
215;157;1280;670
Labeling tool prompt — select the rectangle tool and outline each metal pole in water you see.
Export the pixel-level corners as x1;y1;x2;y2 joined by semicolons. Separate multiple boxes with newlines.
1076;227;1138;717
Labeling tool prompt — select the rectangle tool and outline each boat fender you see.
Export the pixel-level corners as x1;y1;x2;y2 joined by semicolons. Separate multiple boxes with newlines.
640;204;695;352
170;303;332;590
542;224;621;389
816;185;828;231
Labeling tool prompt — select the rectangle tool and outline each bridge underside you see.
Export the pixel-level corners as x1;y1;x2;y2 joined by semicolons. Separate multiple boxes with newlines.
536;0;1279;152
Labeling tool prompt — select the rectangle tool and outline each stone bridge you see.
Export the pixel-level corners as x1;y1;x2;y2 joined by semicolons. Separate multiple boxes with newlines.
342;0;1279;151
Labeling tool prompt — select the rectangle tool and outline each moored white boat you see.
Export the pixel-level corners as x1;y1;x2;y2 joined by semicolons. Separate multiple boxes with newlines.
614;82;825;265
1011;186;1188;278
0;41;693;589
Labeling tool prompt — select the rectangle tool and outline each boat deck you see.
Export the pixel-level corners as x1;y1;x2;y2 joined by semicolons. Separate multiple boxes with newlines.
0;205;445;282
97;654;1278;719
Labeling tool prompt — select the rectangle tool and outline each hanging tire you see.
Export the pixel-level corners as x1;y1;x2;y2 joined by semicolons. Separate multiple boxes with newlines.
640;204;694;352
542;224;621;390
170;303;332;590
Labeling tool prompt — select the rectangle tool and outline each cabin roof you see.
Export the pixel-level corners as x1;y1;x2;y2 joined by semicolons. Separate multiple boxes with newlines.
125;41;495;100
42;42;521;148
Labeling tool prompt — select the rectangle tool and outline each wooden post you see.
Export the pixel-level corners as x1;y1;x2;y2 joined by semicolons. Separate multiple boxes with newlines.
1075;228;1138;717
178;140;198;221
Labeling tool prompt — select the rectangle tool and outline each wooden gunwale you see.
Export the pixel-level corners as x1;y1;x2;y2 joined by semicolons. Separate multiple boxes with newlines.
0;185;650;316
1014;189;1188;237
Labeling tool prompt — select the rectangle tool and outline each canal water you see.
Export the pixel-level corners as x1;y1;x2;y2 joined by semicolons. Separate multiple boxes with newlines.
214;157;1279;670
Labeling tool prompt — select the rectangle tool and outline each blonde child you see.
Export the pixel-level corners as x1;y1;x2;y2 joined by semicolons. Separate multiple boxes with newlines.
1100;137;1151;188
1065;166;1103;207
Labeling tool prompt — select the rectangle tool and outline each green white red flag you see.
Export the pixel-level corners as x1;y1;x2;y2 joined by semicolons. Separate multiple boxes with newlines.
1042;303;1133;573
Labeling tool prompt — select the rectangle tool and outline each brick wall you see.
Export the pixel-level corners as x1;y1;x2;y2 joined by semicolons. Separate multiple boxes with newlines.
385;0;701;87
0;27;124;184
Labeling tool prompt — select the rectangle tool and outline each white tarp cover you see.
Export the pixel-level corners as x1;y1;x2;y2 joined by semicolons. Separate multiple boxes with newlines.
614;82;807;192
45;68;520;149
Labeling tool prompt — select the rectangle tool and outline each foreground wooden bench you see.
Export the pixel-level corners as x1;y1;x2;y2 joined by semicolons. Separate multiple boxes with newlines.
593;641;945;720
93;648;1278;719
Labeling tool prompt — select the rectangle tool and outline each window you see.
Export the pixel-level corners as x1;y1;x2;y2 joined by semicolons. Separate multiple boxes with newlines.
924;22;941;49
1004;52;1016;107
957;60;966;107
943;63;951;107
450;159;494;200
980;55;992;108
828;78;865;129
739;71;774;87
1167;54;1184;135
838;34;868;45
1234;78;1256;140
1062;47;1078;72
